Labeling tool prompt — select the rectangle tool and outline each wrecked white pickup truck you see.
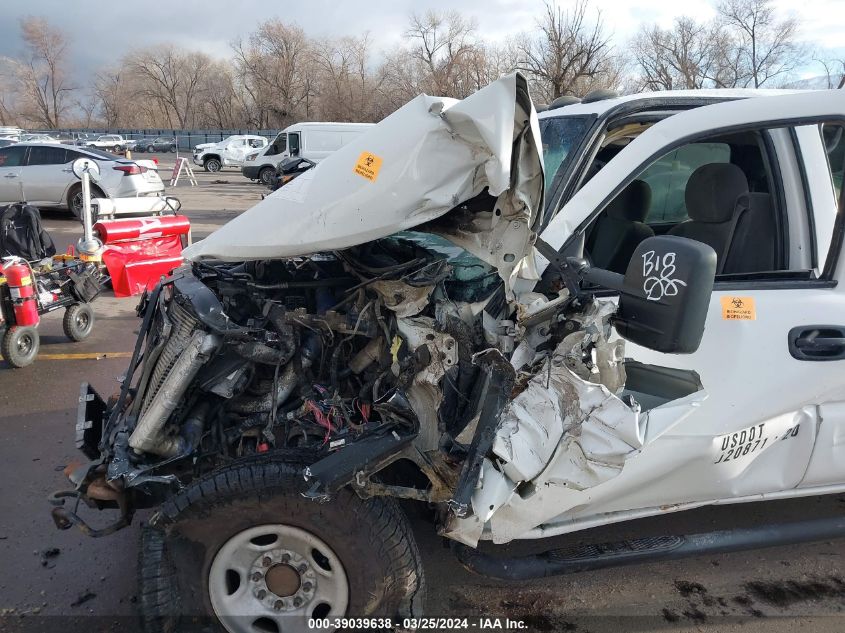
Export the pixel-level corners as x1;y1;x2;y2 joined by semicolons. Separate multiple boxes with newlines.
52;73;845;632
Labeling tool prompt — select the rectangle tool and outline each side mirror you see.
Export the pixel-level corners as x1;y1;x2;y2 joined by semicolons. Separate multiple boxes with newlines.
615;235;716;354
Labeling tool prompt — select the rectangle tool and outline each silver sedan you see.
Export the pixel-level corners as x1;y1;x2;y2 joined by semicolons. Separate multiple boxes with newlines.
0;143;165;217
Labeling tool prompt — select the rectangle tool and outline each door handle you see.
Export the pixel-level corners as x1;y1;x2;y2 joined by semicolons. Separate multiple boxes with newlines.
62;168;73;172
789;325;845;361
4;173;17;178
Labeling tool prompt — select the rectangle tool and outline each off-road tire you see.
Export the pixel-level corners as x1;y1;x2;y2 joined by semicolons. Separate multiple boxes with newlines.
63;303;94;341
138;460;425;633
1;326;39;368
68;183;105;219
258;167;275;187
204;157;222;172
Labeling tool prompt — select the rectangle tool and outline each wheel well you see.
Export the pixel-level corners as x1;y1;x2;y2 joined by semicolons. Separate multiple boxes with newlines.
67;182;105;204
203;154;221;164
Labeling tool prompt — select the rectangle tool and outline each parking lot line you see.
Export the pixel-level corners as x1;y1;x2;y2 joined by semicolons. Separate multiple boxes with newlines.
37;352;133;360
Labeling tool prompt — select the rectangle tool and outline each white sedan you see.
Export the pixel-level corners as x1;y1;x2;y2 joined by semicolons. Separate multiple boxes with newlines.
0;143;165;217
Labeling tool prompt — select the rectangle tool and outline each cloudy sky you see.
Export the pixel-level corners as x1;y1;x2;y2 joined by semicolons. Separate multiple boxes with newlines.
1;0;842;80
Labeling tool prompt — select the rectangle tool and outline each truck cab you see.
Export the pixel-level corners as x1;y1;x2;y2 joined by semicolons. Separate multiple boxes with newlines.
193;135;268;172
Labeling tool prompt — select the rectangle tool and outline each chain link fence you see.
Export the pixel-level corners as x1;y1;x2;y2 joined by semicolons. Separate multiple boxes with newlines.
25;128;281;153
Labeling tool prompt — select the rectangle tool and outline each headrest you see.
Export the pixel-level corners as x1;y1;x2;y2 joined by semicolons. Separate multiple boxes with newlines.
685;163;748;223
606;179;652;222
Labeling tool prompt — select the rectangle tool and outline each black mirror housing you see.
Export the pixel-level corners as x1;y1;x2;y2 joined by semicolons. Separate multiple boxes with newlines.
614;235;716;354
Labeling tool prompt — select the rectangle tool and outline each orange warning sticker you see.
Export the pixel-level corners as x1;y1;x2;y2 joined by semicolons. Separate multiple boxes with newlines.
353;151;382;182
721;296;756;321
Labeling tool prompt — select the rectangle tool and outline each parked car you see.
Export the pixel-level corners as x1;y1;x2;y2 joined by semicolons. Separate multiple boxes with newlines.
19;133;60;144
242;122;374;185
135;137;177;153
193;134;267;172
53;75;845;630
82;134;128;152
52;132;91;145
0;142;164;217
0;126;22;141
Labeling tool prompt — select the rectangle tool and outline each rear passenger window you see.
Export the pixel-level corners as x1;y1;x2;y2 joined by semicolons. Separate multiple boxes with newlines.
639;143;730;224
27;145;67;166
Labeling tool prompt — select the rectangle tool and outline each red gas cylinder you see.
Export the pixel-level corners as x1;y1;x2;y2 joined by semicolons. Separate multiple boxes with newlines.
3;262;39;326
94;215;190;244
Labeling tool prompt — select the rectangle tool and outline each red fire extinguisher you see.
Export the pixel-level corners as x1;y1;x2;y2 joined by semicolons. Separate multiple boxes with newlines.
3;261;40;327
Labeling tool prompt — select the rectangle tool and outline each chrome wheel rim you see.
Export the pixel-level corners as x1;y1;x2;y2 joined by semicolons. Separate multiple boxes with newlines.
209;524;348;633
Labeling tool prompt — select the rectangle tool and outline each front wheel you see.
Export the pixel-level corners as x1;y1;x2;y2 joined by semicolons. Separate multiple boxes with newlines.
147;145;155;152
258;167;275;186
204;158;222;172
139;461;425;633
63;303;94;341
1;326;39;368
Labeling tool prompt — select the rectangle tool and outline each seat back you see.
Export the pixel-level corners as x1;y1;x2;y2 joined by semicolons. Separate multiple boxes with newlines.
587;179;654;273
668;163;749;268
722;192;776;274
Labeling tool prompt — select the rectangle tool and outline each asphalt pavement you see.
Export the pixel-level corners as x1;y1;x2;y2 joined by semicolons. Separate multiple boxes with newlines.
0;155;843;632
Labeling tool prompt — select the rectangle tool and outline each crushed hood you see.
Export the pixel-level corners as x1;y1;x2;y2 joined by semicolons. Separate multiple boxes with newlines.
184;73;544;287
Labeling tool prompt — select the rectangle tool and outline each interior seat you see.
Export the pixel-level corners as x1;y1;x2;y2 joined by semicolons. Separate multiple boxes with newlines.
722;192;776;273
668;163;749;271
587;179;654;273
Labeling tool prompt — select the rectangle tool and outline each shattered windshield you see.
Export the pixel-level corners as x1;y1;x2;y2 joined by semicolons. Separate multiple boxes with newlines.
539;115;590;196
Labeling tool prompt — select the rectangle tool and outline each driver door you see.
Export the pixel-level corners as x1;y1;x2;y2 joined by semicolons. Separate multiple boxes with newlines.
538;91;845;517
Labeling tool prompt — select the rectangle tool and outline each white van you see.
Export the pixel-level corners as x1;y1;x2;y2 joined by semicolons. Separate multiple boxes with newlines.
241;122;374;185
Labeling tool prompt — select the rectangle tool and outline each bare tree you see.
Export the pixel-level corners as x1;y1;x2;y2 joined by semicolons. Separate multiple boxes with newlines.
14;17;75;128
0;57;18;126
232;20;316;128
716;0;802;88
313;35;381;121
198;61;242;128
128;46;212;128
404;10;486;98
817;55;845;89
632;17;721;90
515;0;614;101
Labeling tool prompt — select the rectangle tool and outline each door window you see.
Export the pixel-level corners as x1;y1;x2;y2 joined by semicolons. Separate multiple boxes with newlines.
585;130;784;277
267;134;287;156
639;143;731;224
0;146;25;167
822;123;845;203
288;133;300;156
26;145;67;166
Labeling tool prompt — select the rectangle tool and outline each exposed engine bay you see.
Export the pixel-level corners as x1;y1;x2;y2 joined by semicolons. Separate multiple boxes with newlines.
56;73;709;547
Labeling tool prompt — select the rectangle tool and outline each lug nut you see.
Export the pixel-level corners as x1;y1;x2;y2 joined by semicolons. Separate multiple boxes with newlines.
293;597;303;607
281;553;290;563
262;556;272;567
251;572;262;582
297;564;307;573
273;600;284;611
302;582;312;591
256;590;266;599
